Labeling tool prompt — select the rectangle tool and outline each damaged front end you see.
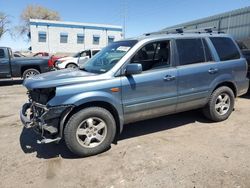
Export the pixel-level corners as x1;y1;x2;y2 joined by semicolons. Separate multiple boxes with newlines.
20;88;73;144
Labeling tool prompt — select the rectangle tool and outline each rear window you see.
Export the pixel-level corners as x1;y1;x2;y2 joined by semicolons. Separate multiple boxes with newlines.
210;37;240;61
176;38;205;65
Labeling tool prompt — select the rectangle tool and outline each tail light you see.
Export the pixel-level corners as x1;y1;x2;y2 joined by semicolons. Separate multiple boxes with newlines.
48;57;54;68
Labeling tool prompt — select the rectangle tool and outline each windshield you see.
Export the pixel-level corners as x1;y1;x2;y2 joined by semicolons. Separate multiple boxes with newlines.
73;52;81;58
81;40;138;73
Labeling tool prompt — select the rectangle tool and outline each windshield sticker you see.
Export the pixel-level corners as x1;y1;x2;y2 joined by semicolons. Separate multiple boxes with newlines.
117;46;131;52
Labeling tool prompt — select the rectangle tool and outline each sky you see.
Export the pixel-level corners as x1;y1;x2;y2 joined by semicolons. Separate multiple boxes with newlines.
1;0;250;51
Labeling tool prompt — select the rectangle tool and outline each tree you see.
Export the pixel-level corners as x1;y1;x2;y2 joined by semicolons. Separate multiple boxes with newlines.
0;12;11;39
18;5;60;37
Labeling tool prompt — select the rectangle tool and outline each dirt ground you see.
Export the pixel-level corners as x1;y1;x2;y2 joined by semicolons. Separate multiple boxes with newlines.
0;81;250;188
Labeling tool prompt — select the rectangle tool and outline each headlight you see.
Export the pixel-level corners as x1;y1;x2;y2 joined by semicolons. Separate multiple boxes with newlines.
56;60;61;65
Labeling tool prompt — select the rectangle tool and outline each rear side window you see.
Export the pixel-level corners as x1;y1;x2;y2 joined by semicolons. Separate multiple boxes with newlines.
0;49;5;58
210;37;240;61
176;38;205;65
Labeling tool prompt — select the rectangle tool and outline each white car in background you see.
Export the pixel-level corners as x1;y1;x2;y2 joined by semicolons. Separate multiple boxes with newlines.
55;49;100;69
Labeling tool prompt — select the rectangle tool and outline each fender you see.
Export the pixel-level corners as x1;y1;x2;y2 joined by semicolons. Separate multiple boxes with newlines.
208;73;237;98
48;90;125;131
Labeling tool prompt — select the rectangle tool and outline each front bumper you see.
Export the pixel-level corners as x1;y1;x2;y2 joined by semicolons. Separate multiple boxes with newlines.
20;102;73;144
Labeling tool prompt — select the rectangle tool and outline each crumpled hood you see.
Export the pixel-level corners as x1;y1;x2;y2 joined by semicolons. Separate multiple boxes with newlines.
23;69;102;89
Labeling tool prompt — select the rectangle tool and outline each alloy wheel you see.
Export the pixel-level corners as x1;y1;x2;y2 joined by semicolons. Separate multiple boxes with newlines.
215;93;231;115
76;117;107;148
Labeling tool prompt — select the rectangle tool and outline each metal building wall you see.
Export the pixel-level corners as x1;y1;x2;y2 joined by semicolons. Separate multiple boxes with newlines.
161;6;250;41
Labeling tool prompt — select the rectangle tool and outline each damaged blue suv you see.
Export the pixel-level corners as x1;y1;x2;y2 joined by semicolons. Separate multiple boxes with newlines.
20;31;249;156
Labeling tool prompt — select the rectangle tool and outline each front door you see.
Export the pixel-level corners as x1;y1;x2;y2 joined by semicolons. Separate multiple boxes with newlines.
121;40;178;123
0;49;11;78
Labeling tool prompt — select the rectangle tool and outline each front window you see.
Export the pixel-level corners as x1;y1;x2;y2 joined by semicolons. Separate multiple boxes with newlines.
81;40;138;73
131;40;171;71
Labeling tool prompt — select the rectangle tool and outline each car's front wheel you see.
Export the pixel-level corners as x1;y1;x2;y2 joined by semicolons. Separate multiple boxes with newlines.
64;107;116;157
66;63;78;69
203;86;235;122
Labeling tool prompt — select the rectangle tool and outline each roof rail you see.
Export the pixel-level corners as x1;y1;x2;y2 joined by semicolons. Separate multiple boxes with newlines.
183;27;218;33
145;27;185;36
145;26;224;36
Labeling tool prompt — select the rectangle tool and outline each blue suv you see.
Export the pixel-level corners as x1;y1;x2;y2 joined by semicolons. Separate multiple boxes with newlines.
20;32;249;156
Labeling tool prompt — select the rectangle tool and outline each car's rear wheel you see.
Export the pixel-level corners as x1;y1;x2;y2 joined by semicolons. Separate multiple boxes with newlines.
22;68;40;79
203;86;235;122
66;63;78;69
64;107;116;157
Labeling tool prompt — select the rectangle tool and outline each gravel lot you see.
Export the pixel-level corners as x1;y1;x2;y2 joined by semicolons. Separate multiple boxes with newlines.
0;81;250;188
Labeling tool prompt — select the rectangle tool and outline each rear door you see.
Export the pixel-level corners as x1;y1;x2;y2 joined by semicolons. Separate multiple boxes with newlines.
0;48;11;78
175;38;218;111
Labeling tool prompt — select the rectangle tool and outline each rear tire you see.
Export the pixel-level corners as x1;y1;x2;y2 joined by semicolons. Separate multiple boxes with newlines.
22;68;40;79
203;86;235;122
64;107;116;157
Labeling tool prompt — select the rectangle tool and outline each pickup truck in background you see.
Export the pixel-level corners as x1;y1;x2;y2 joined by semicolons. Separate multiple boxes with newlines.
0;47;52;79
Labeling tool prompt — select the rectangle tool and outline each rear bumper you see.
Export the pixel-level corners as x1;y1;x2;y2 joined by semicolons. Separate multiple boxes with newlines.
20;102;73;143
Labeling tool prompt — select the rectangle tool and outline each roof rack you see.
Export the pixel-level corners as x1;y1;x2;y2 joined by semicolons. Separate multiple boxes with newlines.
145;27;224;36
145;27;185;36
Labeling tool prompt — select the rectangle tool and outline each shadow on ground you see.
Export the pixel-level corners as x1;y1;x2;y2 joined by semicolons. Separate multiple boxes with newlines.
240;92;250;99
0;79;23;86
19;110;210;159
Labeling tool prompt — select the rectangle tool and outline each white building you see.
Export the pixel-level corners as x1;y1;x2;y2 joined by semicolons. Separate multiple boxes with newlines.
29;19;123;53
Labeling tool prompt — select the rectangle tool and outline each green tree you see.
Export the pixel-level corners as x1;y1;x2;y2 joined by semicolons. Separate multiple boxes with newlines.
0;12;11;39
18;5;60;37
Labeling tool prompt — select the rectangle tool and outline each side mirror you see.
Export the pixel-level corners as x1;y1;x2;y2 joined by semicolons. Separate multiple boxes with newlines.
126;63;142;75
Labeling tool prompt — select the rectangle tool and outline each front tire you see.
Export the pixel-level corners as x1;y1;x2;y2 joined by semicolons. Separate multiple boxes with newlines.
66;63;78;69
203;86;235;122
64;107;116;157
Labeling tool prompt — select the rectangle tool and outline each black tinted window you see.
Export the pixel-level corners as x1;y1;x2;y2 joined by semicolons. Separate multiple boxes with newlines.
0;49;5;58
210;37;240;61
176;38;205;65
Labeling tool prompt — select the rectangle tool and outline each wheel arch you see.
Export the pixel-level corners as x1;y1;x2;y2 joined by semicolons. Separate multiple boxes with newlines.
61;100;123;142
21;66;41;76
212;81;237;97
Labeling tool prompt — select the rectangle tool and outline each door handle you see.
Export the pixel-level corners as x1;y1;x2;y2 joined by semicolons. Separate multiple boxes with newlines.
163;75;175;81
208;68;218;74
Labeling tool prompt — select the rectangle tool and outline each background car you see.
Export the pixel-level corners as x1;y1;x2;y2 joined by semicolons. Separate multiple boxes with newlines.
55;49;100;69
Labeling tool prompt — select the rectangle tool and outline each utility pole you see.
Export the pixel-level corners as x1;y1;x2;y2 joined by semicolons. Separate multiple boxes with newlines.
122;0;127;38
